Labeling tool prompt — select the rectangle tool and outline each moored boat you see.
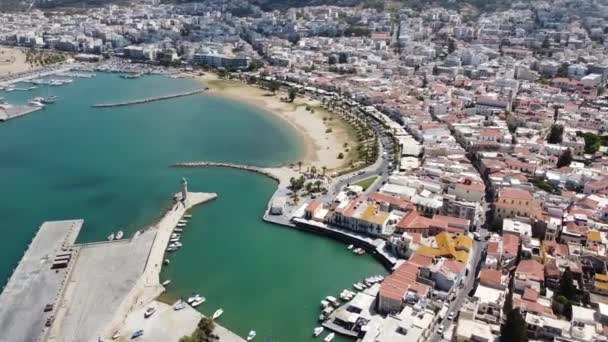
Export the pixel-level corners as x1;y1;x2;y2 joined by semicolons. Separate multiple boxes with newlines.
324;333;335;342
247;330;256;341
174;301;186;311
313;327;324;337
213;308;223;319
107;233;115;241
191;296;206;307
162;280;171;286
115;230;124;240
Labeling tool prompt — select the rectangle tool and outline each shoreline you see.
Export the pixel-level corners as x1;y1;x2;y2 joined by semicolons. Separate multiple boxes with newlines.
194;72;358;172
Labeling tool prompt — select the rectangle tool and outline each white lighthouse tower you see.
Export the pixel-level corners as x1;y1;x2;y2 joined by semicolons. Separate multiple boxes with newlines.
181;177;188;202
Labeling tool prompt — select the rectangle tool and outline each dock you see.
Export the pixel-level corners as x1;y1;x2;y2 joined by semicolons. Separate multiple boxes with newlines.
0;105;43;122
0;220;83;342
92;89;206;108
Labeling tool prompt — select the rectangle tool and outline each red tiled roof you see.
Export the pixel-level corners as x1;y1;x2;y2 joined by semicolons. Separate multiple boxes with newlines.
479;269;505;289
516;259;544;282
409;253;434;268
498;188;533;201
503;234;520;257
523;288;539;302
368;192;412;211
396;209;435;231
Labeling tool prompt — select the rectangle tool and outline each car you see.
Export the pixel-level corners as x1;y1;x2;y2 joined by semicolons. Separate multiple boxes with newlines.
437;326;444;334
473;232;481;241
43;304;54;312
131;329;144;339
448;312;455;320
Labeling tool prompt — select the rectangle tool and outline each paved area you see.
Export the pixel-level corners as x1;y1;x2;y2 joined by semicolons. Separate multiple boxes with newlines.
49;231;155;342
120;301;245;342
0;219;82;342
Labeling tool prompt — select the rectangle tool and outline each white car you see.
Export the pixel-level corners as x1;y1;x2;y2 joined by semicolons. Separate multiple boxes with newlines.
437;326;444;334
448;312;455;320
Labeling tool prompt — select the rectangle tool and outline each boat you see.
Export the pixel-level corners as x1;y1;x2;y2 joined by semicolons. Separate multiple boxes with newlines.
191;296;206;307
318;314;326;322
320;300;330;308
176;223;186;228
111;331;121;340
173;228;183;233
173;301;186;311
131;329;143;339
166;246;179;252
170;233;181;239
144;307;156;318
324;333;335;342
169;242;183;248
107;233;115;241
247;330;256;341
347;244;354;250
178;219;188;224
41;96;58;104
213;309;223;319
313;327;324;337
184;214;192;218
27;99;45;107
164;259;170;265
187;294;201;304
353;283;364;291
169;237;180;243
162;280;171;286
115;231;124;240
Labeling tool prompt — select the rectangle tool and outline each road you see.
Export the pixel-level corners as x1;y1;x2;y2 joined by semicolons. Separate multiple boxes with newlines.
428;227;489;342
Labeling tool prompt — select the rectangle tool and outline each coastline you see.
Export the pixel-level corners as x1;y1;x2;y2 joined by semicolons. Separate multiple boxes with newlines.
194;72;358;172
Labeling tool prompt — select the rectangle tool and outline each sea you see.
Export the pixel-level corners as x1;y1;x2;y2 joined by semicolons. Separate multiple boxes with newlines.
0;72;386;341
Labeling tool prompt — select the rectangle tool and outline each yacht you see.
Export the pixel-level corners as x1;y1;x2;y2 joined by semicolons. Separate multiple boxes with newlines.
213;309;224;319
191;296;206;307
313;327;324;337
324;333;335;342
115;231;124;240
247;330;256;341
27;99;45;107
173;301;186;311
107;233;115;241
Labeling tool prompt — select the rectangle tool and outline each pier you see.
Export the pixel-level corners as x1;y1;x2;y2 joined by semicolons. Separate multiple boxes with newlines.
92;89;206;108
0;105;43;122
0;220;83;342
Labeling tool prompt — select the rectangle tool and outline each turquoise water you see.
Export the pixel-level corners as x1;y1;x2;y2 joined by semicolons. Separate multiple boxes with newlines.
0;73;385;341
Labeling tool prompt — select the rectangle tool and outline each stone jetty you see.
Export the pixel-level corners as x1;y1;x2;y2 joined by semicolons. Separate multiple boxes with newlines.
92;89;205;108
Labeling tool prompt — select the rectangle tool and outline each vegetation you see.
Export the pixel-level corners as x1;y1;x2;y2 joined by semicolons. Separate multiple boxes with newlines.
178;317;215;342
547;124;564;144
352;176;378;190
288;175;306;191
556;148;573;168
578;132;601;154
530;177;560;194
501;309;528;342
288;87;297;102
25;49;67;67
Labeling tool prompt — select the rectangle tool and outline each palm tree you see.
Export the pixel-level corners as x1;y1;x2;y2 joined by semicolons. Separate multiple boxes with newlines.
297;161;302;171
314;180;322;192
321;166;327;177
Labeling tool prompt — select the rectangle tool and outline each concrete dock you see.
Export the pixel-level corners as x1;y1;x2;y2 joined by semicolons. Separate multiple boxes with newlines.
0;220;82;342
0;105;43;122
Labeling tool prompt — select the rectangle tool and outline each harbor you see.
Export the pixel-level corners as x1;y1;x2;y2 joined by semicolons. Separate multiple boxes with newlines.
92;89;206;108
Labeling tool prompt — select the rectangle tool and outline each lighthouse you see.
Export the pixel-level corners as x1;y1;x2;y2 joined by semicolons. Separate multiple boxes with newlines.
181;177;188;202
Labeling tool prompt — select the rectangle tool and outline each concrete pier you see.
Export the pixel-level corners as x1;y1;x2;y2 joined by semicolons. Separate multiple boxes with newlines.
0;105;43;122
92;89;205;108
0;220;83;342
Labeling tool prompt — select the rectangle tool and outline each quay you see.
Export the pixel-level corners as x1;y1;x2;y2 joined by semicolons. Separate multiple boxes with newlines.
0;105;43;122
92;89;206;108
0;220;83;342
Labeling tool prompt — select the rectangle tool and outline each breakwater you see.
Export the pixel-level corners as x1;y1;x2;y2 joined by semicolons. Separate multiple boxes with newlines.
92;89;206;108
172;161;284;183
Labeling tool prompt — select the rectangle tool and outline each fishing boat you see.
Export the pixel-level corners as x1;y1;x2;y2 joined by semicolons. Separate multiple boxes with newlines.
115;231;124;240
313;327;324;337
324;333;335;342
107;233;115;241
162;280;171;286
191;296;206;307
247;330;256;341
187;294;201;304
213;309;224;319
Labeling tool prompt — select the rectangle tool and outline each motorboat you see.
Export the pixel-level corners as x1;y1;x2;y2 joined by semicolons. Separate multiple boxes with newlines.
111;331;121;340
170;233;181;239
247;330;256;341
213;309;223;319
324;333;335;342
169;242;183;248
27;99;45;107
164;259;170;265
191;296;206;307
107;233;115;241
347;244;354;250
144;307;156;318
320;300;330;308
353;283;364;291
176;223;186;228
166;246;179;252
178;219;188;224
162;280;171;286
41;96;58;104
184;214;192;218
169;237;180;243
313;327;324;337
174;301;186;311
173;228;183;233
115;231;124;240
187;294;201;304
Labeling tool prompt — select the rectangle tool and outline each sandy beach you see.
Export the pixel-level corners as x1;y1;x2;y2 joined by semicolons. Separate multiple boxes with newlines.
0;47;33;76
195;73;358;172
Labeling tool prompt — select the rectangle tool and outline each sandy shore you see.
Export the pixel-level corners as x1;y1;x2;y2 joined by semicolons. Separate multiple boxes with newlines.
195;73;358;171
0;47;33;76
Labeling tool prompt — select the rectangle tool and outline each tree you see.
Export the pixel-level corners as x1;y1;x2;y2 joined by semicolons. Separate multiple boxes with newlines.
558;267;578;301
269;80;280;94
321;166;327;176
556;63;569;77
197;318;214;337
448;38;456;54
337;152;344;159
297;161;302;171
314;180;322;192
288;87;297;102
556;148;572;168
547;124;564;144
582;132;601;154
501;309;528;342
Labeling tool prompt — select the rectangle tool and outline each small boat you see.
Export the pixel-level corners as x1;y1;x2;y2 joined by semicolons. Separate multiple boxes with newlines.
169;242;183;248
324;333;335;342
169;237;180;243
178;219;188;224
191;296;206;307
107;233;115;241
247;330;256;341
320;300;330;308
170;233;181;239
184;214;192;218
313;327;324;337
164;259;170;265
353;283;364;291
347;244;354;250
166;246;179;252
131;329;143;339
115;231;124;240
41;96;58;104
111;331;121;340
173;228;183;233
213;308;223;320
27;100;45;107
177;223;186;227
144;307;156;318
187;294;201;304
174;301;186;311
162;280;171;286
